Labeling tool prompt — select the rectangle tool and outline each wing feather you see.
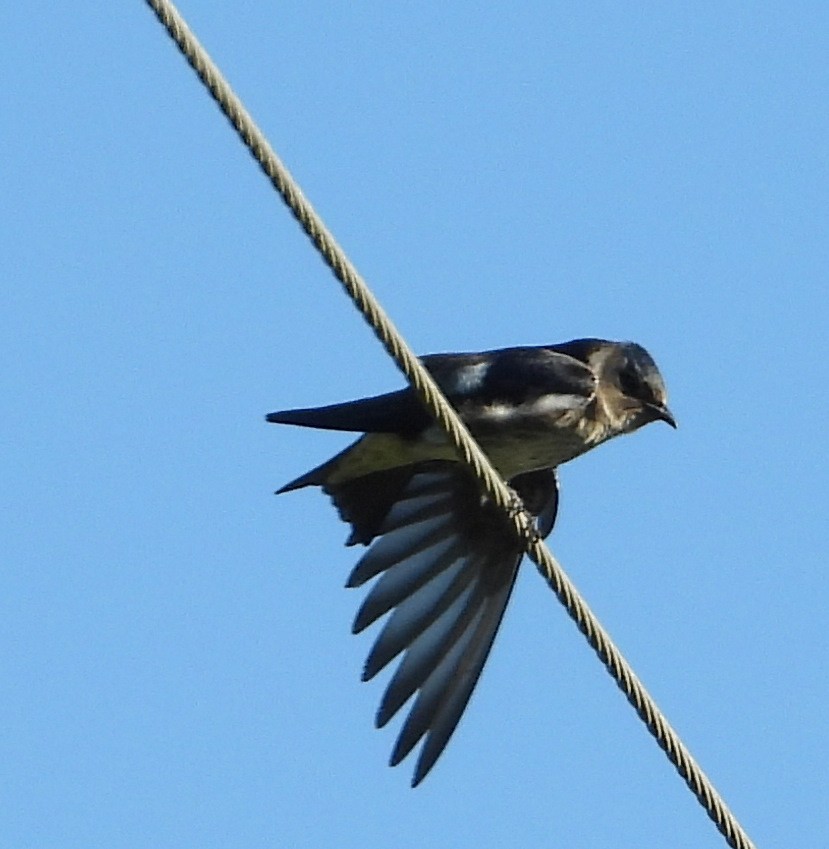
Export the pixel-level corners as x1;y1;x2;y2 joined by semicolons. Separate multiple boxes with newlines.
330;463;559;784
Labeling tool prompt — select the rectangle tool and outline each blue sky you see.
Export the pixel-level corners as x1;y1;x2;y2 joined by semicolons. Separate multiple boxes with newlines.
3;2;827;847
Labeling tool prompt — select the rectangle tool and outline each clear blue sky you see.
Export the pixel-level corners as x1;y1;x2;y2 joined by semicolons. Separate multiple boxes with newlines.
3;2;826;847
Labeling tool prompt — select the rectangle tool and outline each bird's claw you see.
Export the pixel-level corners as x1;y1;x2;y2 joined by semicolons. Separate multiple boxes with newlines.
505;488;541;546
505;487;525;517
521;515;542;546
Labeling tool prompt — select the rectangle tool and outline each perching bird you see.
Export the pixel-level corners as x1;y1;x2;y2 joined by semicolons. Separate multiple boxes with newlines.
267;338;675;786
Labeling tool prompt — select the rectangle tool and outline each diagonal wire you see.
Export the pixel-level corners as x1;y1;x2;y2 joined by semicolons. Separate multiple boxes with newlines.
141;3;758;848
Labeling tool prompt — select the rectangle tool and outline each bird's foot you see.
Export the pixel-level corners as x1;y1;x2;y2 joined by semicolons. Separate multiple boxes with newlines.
504;487;525;518
505;488;541;546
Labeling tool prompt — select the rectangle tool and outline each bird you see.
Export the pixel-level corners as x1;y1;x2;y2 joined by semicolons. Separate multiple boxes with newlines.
267;338;675;786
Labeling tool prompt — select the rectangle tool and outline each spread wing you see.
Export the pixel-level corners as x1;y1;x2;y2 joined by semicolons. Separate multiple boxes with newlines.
326;461;559;785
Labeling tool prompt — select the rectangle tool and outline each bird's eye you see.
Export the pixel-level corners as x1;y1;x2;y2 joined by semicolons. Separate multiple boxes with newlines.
618;363;642;398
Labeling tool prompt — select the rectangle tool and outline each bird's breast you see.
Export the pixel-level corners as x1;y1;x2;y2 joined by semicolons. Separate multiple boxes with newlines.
324;401;613;486
479;422;607;478
468;397;611;477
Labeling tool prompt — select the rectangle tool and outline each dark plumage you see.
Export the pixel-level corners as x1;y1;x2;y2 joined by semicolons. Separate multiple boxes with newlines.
267;338;674;785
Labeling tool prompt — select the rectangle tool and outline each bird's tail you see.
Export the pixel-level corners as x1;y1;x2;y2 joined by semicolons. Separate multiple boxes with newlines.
275;445;354;494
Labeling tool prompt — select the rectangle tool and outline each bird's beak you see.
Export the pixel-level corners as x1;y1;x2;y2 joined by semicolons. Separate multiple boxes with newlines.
648;403;677;429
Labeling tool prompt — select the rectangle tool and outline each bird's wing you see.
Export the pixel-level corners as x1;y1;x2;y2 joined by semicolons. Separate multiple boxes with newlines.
265;347;595;435
428;346;595;408
266;388;430;436
330;461;558;785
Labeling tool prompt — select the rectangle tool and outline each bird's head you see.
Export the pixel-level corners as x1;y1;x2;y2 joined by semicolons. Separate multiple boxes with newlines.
607;342;676;432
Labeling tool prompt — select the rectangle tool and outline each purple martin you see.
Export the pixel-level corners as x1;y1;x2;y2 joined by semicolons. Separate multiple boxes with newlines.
267;338;674;786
